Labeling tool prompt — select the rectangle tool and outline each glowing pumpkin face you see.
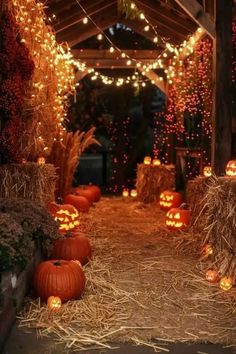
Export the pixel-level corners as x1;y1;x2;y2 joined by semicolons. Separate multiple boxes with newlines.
205;270;219;283
37;157;46;165
48;202;80;233
159;191;183;211
144;156;151;165
122;189;129;197
47;296;62;310
219;276;233;291
225;160;236;177
203;243;213;256
153;159;161;166
203;166;212;177
166;208;191;230
130;189;137;198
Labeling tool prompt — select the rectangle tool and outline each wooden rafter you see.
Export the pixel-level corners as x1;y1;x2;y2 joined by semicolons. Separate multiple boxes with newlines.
138;69;168;95
174;0;215;38
136;0;197;34
55;0;116;33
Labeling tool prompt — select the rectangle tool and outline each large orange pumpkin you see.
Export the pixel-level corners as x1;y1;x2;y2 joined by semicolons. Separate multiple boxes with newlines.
64;194;90;213
73;186;95;206
34;260;85;303
87;185;101;202
52;233;92;266
48;202;80;232
159;190;183;211
166;207;191;230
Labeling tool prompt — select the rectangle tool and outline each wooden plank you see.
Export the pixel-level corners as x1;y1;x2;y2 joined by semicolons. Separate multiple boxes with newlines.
136;0;197;33
139;69;168;95
55;1;116;33
175;0;215;38
72;49;162;60
211;0;233;175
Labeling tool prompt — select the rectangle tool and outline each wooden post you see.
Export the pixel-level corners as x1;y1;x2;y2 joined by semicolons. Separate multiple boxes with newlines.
212;0;233;175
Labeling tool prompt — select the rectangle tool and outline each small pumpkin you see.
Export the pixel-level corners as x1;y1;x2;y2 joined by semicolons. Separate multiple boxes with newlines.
52;233;92;266
87;185;101;202
205;269;219;283
166;205;191;230
64;194;90;213
130;189;137;198
34;260;85;303
122;189;129;197
48;202;80;232
225;160;236;177
143;156;151;165
159;190;183;211
153;158;161;166
219;276;233;291
203;166;212;177
47;296;62;311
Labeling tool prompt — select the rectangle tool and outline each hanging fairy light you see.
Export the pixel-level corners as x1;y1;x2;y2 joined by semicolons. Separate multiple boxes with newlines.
82;17;88;24
97;33;103;40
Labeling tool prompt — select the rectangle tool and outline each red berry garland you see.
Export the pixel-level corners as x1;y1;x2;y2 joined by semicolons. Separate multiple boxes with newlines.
0;12;34;163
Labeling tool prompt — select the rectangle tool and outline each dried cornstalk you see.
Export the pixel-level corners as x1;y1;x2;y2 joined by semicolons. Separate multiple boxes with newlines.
48;127;100;198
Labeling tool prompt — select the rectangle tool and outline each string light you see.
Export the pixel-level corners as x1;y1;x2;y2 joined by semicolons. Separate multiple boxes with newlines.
97;33;103;40
82;17;88;24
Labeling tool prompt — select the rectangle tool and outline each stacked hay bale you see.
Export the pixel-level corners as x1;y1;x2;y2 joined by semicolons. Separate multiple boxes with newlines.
0;163;57;206
201;176;236;283
136;164;175;203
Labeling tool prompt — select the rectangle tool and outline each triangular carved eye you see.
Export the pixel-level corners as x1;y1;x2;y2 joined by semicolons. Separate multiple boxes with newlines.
174;212;180;219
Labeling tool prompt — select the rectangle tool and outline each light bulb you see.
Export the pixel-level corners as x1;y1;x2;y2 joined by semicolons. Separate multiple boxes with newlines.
82;17;88;24
144;25;149;32
97;33;103;40
140;13;145;20
109;46;115;53
153;37;158;43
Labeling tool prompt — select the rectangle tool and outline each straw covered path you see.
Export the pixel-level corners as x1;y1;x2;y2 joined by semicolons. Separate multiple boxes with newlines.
18;197;236;352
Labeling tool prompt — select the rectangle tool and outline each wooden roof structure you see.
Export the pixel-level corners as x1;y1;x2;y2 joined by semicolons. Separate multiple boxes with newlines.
45;0;234;175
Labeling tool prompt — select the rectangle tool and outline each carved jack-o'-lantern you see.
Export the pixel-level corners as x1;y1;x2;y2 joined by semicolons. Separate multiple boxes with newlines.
225;160;236;177
205;269;219;283
144;156;151;165
203;166;212;177
130;189;137;198
48;202;80;233
122;189;129;197
47;296;62;310
203;243;213;256
153;158;161;166
219;276;233;291
159;191;183;211
37;157;46;165
166;207;191;230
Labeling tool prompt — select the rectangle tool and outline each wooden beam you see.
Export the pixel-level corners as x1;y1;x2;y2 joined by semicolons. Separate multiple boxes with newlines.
174;0;215;38
123;19;184;45
136;0;197;34
72;49;162;60
55;1;116;33
138;69;168;96
211;0;233;175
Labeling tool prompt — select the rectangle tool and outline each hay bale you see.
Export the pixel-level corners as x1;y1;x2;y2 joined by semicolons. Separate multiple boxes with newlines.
186;176;211;227
136;164;175;203
201;176;236;281
0;163;57;206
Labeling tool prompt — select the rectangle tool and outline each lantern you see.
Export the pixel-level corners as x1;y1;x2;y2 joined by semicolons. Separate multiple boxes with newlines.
122;189;129;197
205;270;219;283
219;276;233;291
130;189;137;198
203;166;212;177
153;159;161;166
166;207;191;230
48;202;80;232
144;156;151;165
159;191;183;211
225;160;236;177
47;296;62;311
37;157;46;165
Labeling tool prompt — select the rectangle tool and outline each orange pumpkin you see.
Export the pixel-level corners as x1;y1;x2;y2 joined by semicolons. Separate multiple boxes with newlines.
203;166;212;177
64;194;90;213
166;207;191;230
73;186;95;205
48;202;80;232
87;185;101;202
47;296;62;310
52;233;92;266
225;160;236;177
219;276;233;291
159;191;183;211
34;260;85;303
144;156;151;165
205;269;219;283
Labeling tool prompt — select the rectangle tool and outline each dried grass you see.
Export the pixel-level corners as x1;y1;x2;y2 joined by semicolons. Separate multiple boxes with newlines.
0;163;57;206
199;176;236;281
18;197;236;351
48;128;100;198
136;164;175;203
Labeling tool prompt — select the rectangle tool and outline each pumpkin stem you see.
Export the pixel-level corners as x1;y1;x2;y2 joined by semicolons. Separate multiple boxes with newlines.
53;261;61;266
179;203;188;210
